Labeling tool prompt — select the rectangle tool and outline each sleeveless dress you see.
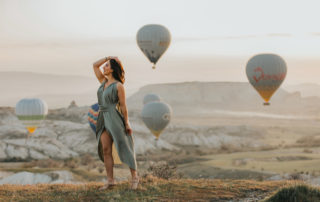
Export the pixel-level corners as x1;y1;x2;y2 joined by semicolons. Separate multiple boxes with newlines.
95;80;137;170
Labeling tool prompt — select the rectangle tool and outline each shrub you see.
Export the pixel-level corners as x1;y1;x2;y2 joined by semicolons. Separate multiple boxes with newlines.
145;161;183;180
288;172;303;181
63;158;80;169
80;154;95;166
98;165;105;173
265;184;320;202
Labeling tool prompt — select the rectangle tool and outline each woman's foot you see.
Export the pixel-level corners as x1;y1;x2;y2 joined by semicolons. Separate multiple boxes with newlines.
99;179;116;190
130;176;139;190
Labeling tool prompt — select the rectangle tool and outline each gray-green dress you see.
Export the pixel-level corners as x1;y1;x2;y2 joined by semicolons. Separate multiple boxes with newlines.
96;80;137;170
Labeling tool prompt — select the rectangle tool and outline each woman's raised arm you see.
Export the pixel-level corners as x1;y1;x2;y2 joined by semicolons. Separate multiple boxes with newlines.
93;57;108;83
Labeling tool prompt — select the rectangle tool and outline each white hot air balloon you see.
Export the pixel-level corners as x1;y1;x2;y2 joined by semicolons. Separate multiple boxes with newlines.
141;101;172;140
15;98;48;134
143;93;161;105
136;24;171;69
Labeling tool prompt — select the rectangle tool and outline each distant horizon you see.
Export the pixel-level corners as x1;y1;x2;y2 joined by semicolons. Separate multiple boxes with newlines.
0;72;319;109
2;70;320;87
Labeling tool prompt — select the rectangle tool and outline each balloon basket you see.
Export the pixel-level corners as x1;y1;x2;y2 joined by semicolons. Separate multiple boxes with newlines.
25;132;32;144
263;102;270;106
154;138;159;147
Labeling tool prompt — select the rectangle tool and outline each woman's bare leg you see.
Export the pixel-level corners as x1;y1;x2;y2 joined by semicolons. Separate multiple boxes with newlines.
100;130;114;182
130;168;138;179
129;167;139;189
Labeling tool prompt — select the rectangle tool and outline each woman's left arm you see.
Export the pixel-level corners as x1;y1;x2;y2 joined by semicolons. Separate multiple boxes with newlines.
117;83;132;135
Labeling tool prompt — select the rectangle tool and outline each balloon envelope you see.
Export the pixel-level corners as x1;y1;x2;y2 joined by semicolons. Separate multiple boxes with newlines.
88;103;99;132
141;102;172;139
246;54;287;105
136;24;171;69
15;98;48;133
143;94;161;105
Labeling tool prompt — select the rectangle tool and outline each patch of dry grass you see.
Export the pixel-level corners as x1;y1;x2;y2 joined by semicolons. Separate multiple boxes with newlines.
296;136;320;147
0;176;295;201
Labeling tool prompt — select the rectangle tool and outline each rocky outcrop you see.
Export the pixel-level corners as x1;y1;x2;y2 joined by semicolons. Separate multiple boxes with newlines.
0;105;267;161
0;170;79;185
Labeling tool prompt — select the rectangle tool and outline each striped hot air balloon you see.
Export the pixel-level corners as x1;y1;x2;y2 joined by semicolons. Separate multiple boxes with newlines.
136;24;171;69
15;98;48;134
88;103;99;132
246;53;287;105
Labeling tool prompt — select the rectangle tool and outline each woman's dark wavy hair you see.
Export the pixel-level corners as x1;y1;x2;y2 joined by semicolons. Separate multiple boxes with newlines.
109;59;125;84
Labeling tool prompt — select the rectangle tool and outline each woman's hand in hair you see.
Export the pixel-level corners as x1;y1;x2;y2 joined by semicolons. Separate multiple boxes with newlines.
108;56;118;60
109;56;121;64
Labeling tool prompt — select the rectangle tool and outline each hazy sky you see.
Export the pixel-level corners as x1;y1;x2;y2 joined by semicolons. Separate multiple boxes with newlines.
1;0;320;86
1;0;320;40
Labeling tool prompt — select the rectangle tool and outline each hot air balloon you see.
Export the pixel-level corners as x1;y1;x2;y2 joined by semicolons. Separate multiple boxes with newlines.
15;98;48;134
141;101;172;140
136;24;171;69
246;53;287;105
88;103;99;132
143;93;161;105
87;103;122;164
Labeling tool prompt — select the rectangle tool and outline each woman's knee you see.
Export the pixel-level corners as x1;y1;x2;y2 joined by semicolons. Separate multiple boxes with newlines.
100;130;113;157
102;145;112;156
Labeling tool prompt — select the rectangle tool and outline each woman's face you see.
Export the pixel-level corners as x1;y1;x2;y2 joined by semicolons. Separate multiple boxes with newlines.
103;61;113;75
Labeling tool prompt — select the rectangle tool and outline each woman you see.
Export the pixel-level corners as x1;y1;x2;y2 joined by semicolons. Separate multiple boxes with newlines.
93;56;139;190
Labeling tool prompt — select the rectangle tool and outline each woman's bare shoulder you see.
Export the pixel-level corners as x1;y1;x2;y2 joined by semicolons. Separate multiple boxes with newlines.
116;82;125;91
